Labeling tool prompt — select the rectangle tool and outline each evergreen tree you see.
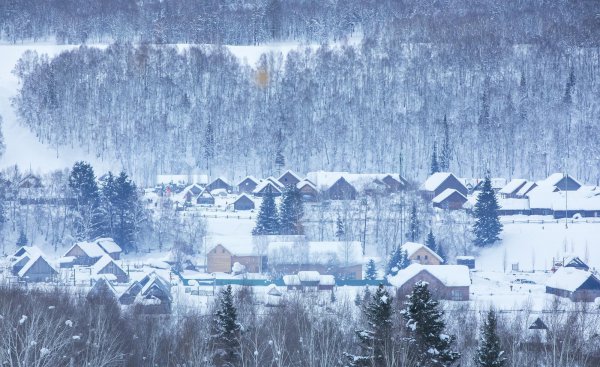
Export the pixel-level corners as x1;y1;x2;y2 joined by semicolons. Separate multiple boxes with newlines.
345;284;394;366
475;310;506;367
279;185;304;235
335;214;345;241
68;161;101;240
407;203;420;242
430;142;440;174
426;230;445;263
473;175;503;247
16;228;28;247
386;246;410;277
252;185;279;235
213;285;241;366
440;115;451;171
365;259;377;280
205;120;215;173
402;281;460;367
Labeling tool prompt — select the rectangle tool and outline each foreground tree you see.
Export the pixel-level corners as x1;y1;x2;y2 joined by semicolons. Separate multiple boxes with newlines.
213;285;241;366
252;185;279;235
475;310;506;367
344;284;393;366
402;281;460;367
473;175;503;247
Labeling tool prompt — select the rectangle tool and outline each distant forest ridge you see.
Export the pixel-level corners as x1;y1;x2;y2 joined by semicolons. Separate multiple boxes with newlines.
13;39;600;185
1;0;599;46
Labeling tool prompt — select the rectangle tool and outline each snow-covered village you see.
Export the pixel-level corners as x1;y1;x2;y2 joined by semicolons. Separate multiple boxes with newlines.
1;1;600;367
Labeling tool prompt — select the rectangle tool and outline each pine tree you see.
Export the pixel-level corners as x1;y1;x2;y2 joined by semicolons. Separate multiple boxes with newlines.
279;185;304;235
16;228;28;247
252;185;279;235
426;230;445;263
335;214;345;241
386;246;410;277
365;259;377;280
440;115;451;171
68;161;101;240
475;310;506;367
345;284;393;366
402;281;460;367
473;175;503;247
430;142;440;174
213;285;241;366
407;203;420;242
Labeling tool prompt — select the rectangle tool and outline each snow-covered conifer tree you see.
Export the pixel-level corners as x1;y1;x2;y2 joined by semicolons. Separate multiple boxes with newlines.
473;175;503;247
475;310;506;367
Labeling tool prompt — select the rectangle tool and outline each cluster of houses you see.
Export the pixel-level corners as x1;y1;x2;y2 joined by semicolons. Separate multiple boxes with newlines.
546;257;600;302
419;172;600;218
159;170;409;211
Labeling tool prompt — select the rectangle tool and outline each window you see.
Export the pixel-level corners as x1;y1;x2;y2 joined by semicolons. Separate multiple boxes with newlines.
416;255;421;260
424;255;428;260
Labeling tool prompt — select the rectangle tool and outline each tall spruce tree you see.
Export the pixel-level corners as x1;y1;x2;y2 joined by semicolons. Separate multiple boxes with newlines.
407;203;420;242
426;230;445;263
475;310;506;367
386;246;409;277
402;281;460;367
344;284;393;366
279;185;304;235
68;161;101;240
430;142;440;174
365;259;377;280
252;185;279;235
335;214;345;241
440;115;451;171
213;285;241;366
473;175;503;247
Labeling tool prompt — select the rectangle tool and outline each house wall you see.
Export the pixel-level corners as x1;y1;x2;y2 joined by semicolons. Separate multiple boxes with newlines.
99;262;129;283
207;245;233;273
238;180;258;193
234;198;255;210
326;179;357;200
298;186;318;201
555;177;581;191
409;248;442;265
64;246;99;266
433;194;466;210
434;175;468;197
279;173;300;187
22;259;56;282
207;179;231;192
382;176;404;192
395;271;469;301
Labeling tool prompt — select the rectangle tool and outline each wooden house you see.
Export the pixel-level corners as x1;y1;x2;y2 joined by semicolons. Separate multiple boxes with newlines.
278;170;303;187
380;174;408;192
233;194;255;211
206;244;265;273
420;172;468;201
206;177;232;193
95;238;123;260
92;255;129;283
196;189;215;205
499;179;528;198
432;189;467;210
119;281;143;305
564;256;589;271
297;180;319;202
62;241;108;266
13;255;58;282
389;264;471;301
546;267;600;302
326;177;357;200
401;242;443;265
253;181;282;197
237;176;260;194
540;173;581;191
124;272;173;314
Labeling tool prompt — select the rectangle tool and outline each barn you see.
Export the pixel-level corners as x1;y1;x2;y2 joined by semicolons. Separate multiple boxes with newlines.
196;189;215;205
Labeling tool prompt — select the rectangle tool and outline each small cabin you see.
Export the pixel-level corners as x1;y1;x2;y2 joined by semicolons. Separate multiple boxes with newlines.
401;242;443;265
420;172;468;201
326;177;357;200
206;177;232;193
297;180;319;202
14;255;58;283
238;176;260;194
432;189;467;210
233;194;255;211
278;170;302;187
196;189;215;205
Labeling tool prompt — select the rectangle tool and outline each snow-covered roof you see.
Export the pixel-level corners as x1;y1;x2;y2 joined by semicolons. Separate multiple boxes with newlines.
268;241;365;266
96;238;122;254
305;171;400;192
401;242;443;262
319;274;336;286
296;179;317;191
68;241;107;258
387;264;471;288
432;188;466;204
499;198;530;210
210;177;231;186
91;255;124;275
278;170;302;182
516;181;537;197
283;274;301;286
13;246;42;258
252;180;282;194
420;172;453;191
499;179;528;195
546;267;600;292
539;173;581;188
298;271;321;282
238;175;259;185
234;193;255;203
266;284;282;296
550;191;600;211
196;189;214;199
18;255;56;278
526;185;559;209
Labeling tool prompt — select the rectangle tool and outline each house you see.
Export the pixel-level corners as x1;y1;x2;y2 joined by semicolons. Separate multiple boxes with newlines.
87;277;118;303
471;178;507;193
545;267;600;302
550;190;600;219
196;189;215;205
180;183;204;202
432;189;467;210
206;177;232;193
306;171;405;199
13;255;58;282
539;173;581;191
253;181;283;197
13;246;42;259
499;179;528;198
401;242;443;265
326;177;358;200
237;176;260;194
516;181;537;198
563;256;589;271
278;170;303;187
95;238;123;260
380;174;408;192
296;180;319;202
91;255;128;283
526;185;559;216
135;272;173;314
282;271;335;291
420;172;468;201
119;281;143;305
63;241;108;266
233;194;255;211
388;264;471;301
206;244;266;273
268;241;365;279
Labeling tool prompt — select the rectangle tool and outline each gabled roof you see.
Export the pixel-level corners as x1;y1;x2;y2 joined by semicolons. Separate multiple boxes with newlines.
420;172;454;191
527;315;548;330
387;264;471;287
563;256;589;271
196;188;214;199
546;267;600;292
96;238;122;254
209;177;231;186
266;284;282;296
13;246;42;258
401;242;443;263
516;181;537;197
432;188;466;204
296;179;317;191
91;255;125;275
499;179;528;195
253;180;282;194
238;175;260;186
18;255;57;278
540;173;581;188
234;193;255;203
278;170;302;182
88;277;118;298
66;241;107;258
